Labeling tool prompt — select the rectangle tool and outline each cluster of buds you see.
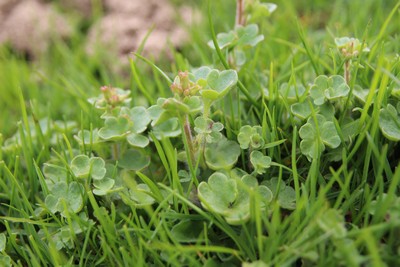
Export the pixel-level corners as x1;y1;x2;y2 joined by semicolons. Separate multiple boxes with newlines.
100;85;131;107
335;37;370;58
170;71;201;99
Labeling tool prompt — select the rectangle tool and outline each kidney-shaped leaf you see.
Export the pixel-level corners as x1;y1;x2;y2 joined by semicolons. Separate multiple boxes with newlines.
205;139;241;170
201;70;238;101
45;181;84;216
198;173;272;225
198;172;237;214
299;115;341;160
379;104;400;141
70;155;106;180
310;75;349;105
170;220;205;243
118;149;150;171
98;116;131;140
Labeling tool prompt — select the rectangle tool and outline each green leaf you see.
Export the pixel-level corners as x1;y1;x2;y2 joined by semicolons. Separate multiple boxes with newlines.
198;172;237;214
205;139;241;170
70;155;106;180
118;149;150;171
0;233;6;252
194;117;224;143
245;2;277;24
129;184;156;207
198;173;272;225
98;116;131;140
44;181;84;216
148;104;164;124
291;101;312;120
93;177;115;194
335;37;369;55
299;115;341;160
183;96;203;114
170;220;205;243
127;133;149;148
310;75;350;105
352;85;370;103
320;121;341;148
237;125;264;150
121;106;151;133
151;118;181;139
208;31;236;49
70;155;91;178
162;98;190;113
201;69;238;101
0;255;11;267
67;182;84;214
236;24;264;47
193;66;212;82
243;260;269;267
317;209;347;238
379;104;400;141
74;129;102;145
43;163;68;184
90;157;107;180
263;178;296;210
250;151;271;175
340;118;360;142
279;83;306;102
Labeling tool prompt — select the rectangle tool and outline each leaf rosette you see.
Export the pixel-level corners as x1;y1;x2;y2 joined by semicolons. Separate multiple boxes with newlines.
198;172;272;225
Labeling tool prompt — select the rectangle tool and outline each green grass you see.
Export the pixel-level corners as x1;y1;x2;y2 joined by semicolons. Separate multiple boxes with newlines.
1;1;400;266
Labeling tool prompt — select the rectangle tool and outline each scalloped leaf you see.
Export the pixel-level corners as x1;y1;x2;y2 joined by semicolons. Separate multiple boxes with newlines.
299;115;340;160
250;151;271;175
118;149;150;171
379;104;400;141
205;139;240;170
98;116;131;140
198;173;272;225
70;155;106;180
201;70;238;101
127;133;149;148
310;75;350;105
44;181;84;216
170;220;205;243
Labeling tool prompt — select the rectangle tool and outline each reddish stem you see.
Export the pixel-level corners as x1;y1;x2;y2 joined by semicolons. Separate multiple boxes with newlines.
236;0;245;26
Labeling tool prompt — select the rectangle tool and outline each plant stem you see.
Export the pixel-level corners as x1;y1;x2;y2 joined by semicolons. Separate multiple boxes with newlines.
344;59;351;84
112;143;119;160
183;115;196;167
236;0;245;27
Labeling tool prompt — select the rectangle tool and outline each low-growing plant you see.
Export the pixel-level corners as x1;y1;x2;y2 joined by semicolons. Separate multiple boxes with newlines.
1;1;400;266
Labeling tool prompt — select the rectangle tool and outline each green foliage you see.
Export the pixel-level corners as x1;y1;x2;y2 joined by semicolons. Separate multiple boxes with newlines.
310;75;350;105
208;24;264;50
44;182;84;217
335;37;370;57
70;155;106;180
263;178;296;210
379;104;400;141
237;125;265;150
204;139;241;170
250;151;271;175
194;117;224;143
299;114;341;160
1;0;400;266
198;172;272;224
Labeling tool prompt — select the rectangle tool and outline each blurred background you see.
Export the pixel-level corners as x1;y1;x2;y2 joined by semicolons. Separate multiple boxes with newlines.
0;0;398;138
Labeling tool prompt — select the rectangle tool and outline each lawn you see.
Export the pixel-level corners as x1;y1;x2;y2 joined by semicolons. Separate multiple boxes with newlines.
1;0;400;266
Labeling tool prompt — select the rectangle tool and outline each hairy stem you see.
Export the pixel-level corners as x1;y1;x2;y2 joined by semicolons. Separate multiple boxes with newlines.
236;0;245;26
344;60;351;84
183;115;196;167
112;143;119;160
